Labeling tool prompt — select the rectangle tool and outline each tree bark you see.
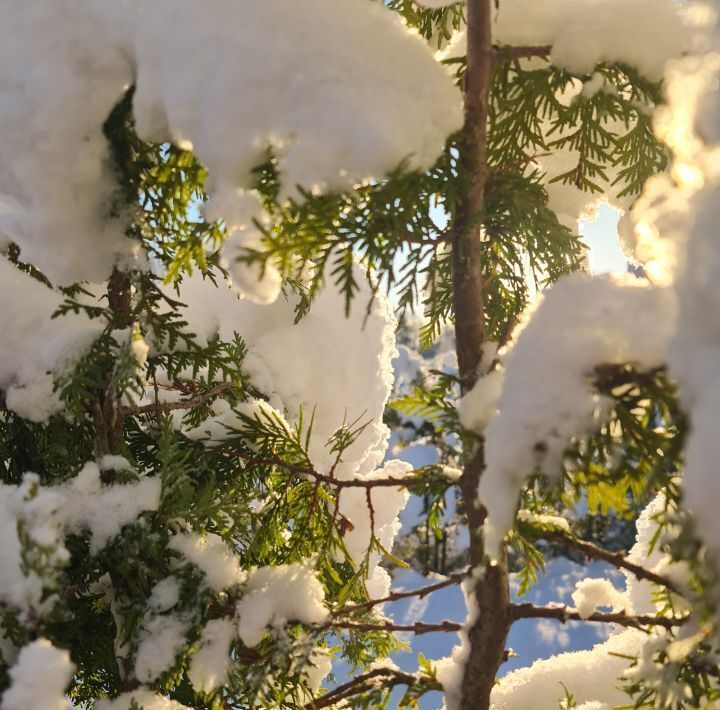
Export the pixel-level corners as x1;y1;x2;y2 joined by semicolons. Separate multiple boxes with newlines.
449;0;512;707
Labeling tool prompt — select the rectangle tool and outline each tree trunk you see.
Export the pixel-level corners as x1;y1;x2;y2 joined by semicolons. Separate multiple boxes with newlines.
449;0;512;707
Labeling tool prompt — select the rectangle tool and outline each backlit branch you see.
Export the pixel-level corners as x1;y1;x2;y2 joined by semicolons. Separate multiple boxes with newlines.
545;531;684;598
332;570;468;616
305;667;439;709
511;603;687;631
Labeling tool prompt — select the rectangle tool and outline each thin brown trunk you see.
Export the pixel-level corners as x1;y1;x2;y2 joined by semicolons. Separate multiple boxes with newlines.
94;268;131;459
95;267;139;693
449;0;512;707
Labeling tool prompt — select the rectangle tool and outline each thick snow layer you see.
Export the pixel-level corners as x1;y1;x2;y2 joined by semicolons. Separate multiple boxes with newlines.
0;465;160;615
338;460;412;598
3;639;74;710
0;2;136;284
126;0;462;197
135;613;189;683
168;532;246;592
188;618;235;694
61;461;161;552
236;564;328;647
631;7;720;556
490;627;645;709
457;370;503;433
170;266;397;480
571;577;627;619
440;0;687;80
0;259;103;421
478;273;675;554
0;0;460;287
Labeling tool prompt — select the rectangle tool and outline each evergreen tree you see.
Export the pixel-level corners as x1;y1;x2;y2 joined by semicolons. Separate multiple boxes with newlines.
0;1;717;709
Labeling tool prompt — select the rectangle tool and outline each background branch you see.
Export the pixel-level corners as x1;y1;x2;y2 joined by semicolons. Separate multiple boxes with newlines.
511;603;687;630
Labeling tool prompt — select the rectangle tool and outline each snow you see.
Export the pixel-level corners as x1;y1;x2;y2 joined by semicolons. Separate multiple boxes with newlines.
434;577;478;710
0;465;160;616
457;370;503;433
629;5;720;557
337;460;412;598
490;627;646;709
571;577;627;619
477;272;675;555
0;2;137;284
134;613;189;683
96;690;189;710
0;258;103;421
0;0;460;288
165;266;397;481
516;510;570;533
147;577;181;613
440;0;688;80
2;639;74;710
488;495;672;709
60;461;161;552
304;649;334;694
236;564;328;647
188;618;235;694
0;476;67;614
168;532;245;592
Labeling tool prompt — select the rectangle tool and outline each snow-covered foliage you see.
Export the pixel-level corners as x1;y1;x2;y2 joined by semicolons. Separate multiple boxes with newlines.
236;564;329;647
0;0;718;707
477;274;675;554
2;639;74;710
0;0;461;289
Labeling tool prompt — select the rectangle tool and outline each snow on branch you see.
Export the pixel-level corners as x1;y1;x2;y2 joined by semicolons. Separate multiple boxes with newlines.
304;667;439;709
332;571;469;616
439;0;688;79
511;603;687;631
0;0;461;288
543;530;684;598
476;273;676;555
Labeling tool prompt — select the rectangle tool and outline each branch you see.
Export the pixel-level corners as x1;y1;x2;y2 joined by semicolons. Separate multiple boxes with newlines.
305;667;439;709
545;531;684;598
511;603;688;631
231;451;433;490
324;619;462;635
494;44;552;62
332;571;468;616
123;382;235;416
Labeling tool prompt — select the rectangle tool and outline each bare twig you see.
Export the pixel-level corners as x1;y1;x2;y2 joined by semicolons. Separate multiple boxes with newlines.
305;667;439;709
325;619;462;635
231;451;432;490
545;531;684;598
332;571;469;616
495;44;552;62
511;603;688;631
123;381;235;416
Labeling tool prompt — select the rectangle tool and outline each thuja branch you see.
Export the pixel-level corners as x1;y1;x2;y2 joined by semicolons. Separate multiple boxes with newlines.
232;451;435;490
306;668;440;710
511;603;688;631
122;382;235;416
332;570;468;616
545;531;685;598
494;44;552;62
